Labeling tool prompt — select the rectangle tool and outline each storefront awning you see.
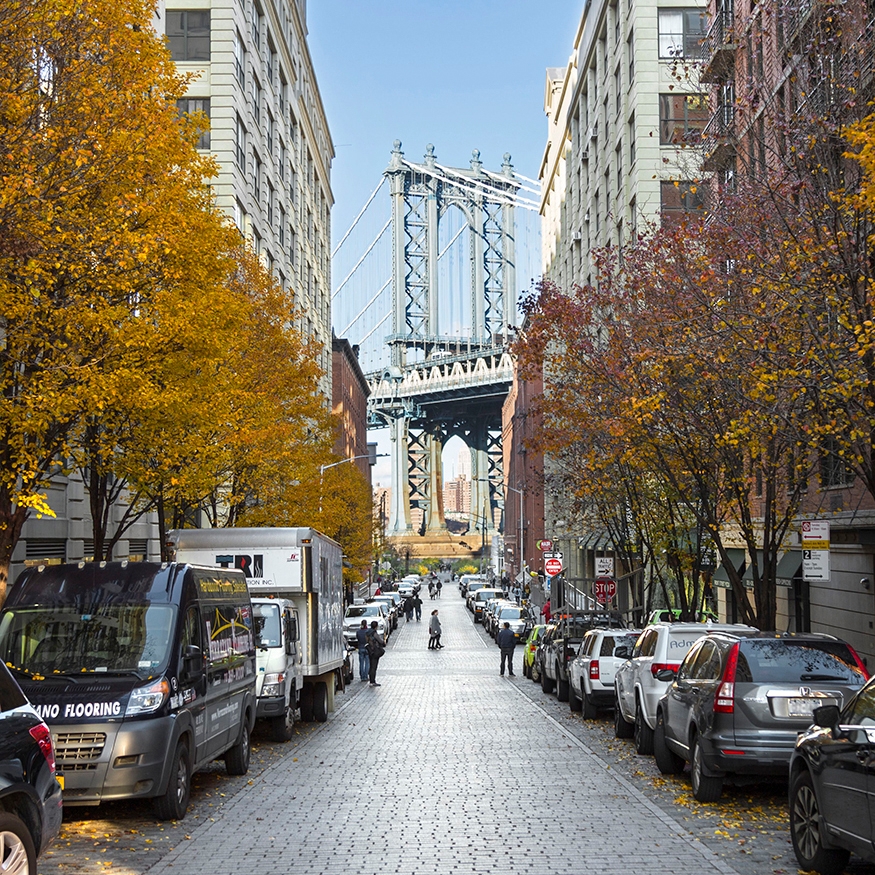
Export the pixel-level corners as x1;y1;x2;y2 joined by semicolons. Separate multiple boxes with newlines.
712;548;746;589
775;551;802;588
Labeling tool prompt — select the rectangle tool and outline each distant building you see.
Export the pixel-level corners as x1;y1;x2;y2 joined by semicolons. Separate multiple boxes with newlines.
331;338;370;480
443;476;472;517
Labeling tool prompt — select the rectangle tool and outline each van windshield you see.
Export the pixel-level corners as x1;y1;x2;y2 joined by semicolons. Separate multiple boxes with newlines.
0;605;177;677
253;603;282;648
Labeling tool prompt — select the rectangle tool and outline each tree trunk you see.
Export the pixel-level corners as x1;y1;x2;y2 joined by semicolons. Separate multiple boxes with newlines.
0;500;30;607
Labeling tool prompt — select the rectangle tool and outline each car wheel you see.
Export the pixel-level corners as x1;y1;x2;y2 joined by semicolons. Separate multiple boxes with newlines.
153;740;191;821
557;674;570;702
269;707;295;742
614;696;634;738
531;660;541;683
569;685;582;713
541;668;555;694
312;681;329;723
523;660;531;679
582;691;598;720
634;701;654;755
0;811;36;875
225;720;251;776
789;769;850;875
653;711;685;775
690;736;723;802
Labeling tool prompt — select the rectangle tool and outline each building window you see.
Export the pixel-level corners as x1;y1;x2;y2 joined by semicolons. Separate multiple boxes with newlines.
659;93;708;144
279;72;287;117
627;31;634;82
253;153;262;203
234;199;247;233
253;77;262;127
251;1;262;52
234;113;246;169
279;140;286;182
628;113;636;164
290;227;297;269
267;180;274;225
614;65;622;115
660;180;706;216
176;98;210;149
658;9;706;59
629;195;637;238
279;205;285;246
266;110;274;152
820;437;854;488
234;29;246;88
166;11;210;62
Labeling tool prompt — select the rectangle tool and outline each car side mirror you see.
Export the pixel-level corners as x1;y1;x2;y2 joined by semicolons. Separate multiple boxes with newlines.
182;644;204;680
655;668;677;682
813;704;842;734
614;646;631;660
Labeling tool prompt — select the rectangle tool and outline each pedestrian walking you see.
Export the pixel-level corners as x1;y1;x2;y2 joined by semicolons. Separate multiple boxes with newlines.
428;581;436;599
541;598;552;623
403;595;414;622
428;609;442;649
496;621;516;676
412;592;423;622
436;579;442;598
366;621;385;686
355;620;370;682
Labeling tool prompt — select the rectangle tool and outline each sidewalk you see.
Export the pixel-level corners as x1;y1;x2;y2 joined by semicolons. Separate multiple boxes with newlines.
144;590;741;875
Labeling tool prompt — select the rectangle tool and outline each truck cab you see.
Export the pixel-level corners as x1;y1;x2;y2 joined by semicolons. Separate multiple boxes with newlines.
252;598;302;741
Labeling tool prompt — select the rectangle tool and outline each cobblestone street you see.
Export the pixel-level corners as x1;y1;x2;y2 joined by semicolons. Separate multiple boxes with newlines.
39;590;875;875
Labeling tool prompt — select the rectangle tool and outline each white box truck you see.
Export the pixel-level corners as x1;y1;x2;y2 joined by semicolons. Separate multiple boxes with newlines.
170;527;346;741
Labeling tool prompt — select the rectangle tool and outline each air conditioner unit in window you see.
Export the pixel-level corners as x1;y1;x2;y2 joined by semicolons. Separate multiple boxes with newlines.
572;230;582;241
580;150;589;161
583;212;590;223
588;123;598;140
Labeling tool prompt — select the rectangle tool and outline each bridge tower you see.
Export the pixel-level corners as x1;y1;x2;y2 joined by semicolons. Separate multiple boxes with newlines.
369;142;519;552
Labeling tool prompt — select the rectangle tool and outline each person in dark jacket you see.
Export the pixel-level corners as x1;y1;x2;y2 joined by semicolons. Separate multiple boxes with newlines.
403;595;414;622
496;621;516;676
355;620;370;681
367;621;383;686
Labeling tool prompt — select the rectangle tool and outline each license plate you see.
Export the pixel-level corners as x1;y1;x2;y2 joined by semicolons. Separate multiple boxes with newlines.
787;697;819;718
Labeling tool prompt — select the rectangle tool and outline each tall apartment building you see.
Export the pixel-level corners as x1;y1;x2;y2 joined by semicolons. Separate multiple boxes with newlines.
541;0;708;288
166;0;334;387
537;0;707;595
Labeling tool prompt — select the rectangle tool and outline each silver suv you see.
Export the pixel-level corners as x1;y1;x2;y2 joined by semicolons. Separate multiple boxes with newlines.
570;628;641;718
654;631;868;801
614;621;757;754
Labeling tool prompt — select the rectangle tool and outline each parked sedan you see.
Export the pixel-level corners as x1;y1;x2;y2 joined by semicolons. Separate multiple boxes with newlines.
369;595;399;630
493;604;529;644
0;660;63;875
653;632;868;801
789;678;875;875
342;604;389;646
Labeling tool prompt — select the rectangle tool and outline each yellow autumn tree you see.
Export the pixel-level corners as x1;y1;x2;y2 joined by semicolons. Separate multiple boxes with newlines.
0;0;240;600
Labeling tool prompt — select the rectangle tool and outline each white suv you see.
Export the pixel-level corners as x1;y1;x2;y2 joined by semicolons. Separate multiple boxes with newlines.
569;628;642;719
614;621;757;754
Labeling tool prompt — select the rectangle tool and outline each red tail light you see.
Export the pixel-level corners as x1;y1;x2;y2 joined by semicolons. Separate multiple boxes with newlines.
714;642;739;714
589;660;600;680
847;645;870;680
29;722;56;774
650;662;680;678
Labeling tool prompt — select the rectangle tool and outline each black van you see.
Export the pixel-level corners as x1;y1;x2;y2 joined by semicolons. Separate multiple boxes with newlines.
0;561;257;820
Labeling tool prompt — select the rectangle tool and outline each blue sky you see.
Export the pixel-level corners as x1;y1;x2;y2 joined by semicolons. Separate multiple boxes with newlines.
308;1;583;236
307;1;583;484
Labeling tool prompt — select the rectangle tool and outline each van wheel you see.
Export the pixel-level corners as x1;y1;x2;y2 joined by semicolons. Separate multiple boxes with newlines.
0;811;36;875
299;684;315;722
269;707;295;742
313;682;329;723
225;720;251;776
153;740;191;821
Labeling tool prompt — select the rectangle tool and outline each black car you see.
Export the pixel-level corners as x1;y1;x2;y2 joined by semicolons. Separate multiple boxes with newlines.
0;660;63;875
789;676;875;875
653;631;868;802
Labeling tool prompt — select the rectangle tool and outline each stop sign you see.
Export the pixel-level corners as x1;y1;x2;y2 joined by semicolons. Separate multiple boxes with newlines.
544;557;563;576
593;576;616;603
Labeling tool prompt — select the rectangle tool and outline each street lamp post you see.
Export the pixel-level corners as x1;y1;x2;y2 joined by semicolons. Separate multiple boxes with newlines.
319;452;387;514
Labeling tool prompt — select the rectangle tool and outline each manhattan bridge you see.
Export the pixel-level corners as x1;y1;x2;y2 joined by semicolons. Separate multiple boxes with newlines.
331;141;541;557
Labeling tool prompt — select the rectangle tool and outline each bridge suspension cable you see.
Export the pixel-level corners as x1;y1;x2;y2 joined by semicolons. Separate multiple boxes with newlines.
331;177;386;259
331;218;391;301
339;277;391;336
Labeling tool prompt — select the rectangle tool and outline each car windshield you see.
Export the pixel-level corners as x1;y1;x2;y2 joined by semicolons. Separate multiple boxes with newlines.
346;605;381;619
499;608;524;620
738;639;865;684
0;604;177;676
253;602;281;648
